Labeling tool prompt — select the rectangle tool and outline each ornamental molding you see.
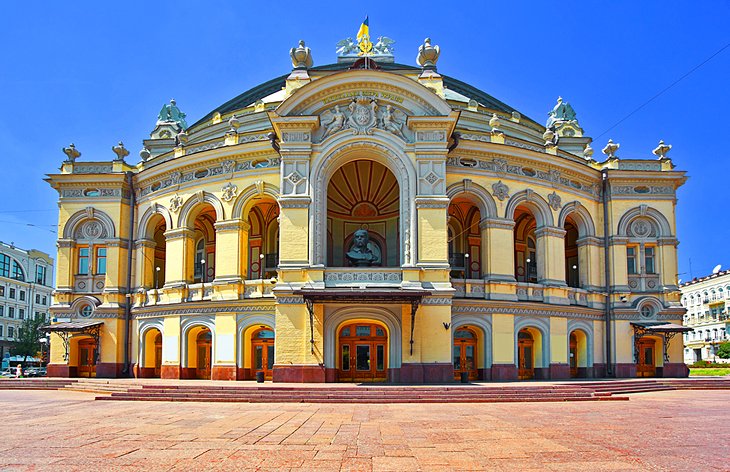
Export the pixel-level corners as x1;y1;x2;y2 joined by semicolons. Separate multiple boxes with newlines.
214;220;250;233
422;297;452;305
320;98;408;142
324;271;402;283
547;191;562;211
136;156;280;199
492;181;509;201
414;197;449;209
72;164;114;174
275;296;305;305
611;185;674;196
450;303;603;320
221;182;238;202
164;228;194;241
132;303;276;318
286;80;441;118
447;155;600;198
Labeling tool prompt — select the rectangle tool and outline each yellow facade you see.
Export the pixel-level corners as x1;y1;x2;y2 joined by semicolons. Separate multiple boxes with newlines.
45;38;688;382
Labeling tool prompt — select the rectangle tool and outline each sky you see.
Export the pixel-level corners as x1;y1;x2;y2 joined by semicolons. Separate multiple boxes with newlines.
0;1;727;282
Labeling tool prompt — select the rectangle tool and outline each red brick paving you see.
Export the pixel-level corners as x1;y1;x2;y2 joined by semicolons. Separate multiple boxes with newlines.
0;389;727;471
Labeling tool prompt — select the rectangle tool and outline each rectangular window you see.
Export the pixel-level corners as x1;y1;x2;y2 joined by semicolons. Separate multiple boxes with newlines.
19;291;25;302
8;326;13;338
78;247;89;275
42;296;47;305
9;288;15;299
0;254;9;278
18;309;24;320
35;294;40;304
95;247;107;275
0;326;3;337
8;307;14;318
0;286;4;297
627;246;637;275
35;265;46;285
644;246;656;274
0;306;3;316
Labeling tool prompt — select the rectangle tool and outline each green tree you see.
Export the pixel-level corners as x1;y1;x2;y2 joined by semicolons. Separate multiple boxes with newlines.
10;315;47;364
717;341;730;360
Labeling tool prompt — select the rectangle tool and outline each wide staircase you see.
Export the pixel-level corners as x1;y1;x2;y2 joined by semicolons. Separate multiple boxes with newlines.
2;377;729;403
96;384;621;403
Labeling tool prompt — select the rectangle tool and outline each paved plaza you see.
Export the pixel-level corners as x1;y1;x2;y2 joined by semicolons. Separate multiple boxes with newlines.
0;389;727;471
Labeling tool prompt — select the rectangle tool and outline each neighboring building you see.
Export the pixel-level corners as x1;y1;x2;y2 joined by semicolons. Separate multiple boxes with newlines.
0;241;54;357
45;31;689;381
680;270;730;363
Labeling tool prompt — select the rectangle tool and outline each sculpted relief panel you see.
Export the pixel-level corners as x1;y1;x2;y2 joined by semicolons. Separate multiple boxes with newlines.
319;96;410;142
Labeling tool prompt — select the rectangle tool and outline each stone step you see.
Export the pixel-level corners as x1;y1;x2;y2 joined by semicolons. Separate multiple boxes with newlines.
98;394;627;403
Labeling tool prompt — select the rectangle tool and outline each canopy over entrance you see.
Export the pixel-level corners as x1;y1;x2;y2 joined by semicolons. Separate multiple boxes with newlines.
296;288;431;356
42;321;103;362
631;321;691;363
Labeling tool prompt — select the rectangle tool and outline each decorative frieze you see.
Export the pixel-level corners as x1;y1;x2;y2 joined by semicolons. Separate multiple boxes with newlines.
422;297;452;305
324;271;402;283
612;185;674;196
133;303;276;318
275;296;305;304
72;164;114;174
450;303;603;320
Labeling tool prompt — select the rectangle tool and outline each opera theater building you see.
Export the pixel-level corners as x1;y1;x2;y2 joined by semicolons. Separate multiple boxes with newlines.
45;34;689;383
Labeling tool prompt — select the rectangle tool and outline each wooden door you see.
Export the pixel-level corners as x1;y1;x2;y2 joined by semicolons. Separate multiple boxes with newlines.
251;328;275;380
78;338;97;378
453;328;478;380
569;333;578;378
154;333;162;377
338;323;387;382
518;330;534;380
637;338;656;377
196;330;212;379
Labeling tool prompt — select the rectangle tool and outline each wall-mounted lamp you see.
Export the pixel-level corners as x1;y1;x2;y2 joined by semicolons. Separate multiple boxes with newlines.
572;265;578;270
526;258;531;263
443;322;451;330
259;253;265;259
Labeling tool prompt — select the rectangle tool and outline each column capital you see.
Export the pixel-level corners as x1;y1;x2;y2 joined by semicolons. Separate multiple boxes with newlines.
535;226;567;239
214;219;250;233
480;218;515;231
164;228;195;241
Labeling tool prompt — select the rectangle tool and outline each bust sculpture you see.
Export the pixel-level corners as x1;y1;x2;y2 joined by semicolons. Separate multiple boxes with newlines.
346;229;379;267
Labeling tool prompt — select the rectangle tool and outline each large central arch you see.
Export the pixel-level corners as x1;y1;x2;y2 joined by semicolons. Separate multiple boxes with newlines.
310;134;417;266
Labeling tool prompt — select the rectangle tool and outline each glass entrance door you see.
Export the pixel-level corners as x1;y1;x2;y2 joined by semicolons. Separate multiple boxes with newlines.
453;328;478;380
637;338;656;377
251;328;275;381
518;330;534;380
196;329;212;379
338;323;387;382
78;338;97;378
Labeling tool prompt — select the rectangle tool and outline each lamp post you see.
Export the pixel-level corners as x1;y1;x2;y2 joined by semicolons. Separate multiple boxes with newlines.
259;253;265;278
38;337;48;367
200;259;206;299
464;253;470;279
155;266;161;290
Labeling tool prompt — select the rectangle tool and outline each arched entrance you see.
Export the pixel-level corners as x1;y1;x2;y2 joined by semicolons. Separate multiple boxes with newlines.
195;329;212;379
153;332;162;377
327;160;400;267
637;338;657;377
453;326;478;380
251;327;275;380
569;332;578;378
77;338;97;378
517;329;535;380
338;321;388;382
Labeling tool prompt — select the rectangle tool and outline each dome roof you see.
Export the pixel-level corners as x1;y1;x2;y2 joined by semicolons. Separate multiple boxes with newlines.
191;62;536;129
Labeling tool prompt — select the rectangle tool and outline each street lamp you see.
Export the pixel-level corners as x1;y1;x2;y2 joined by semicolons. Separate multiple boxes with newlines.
155;266;161;290
259;253;265;278
464;253;470;278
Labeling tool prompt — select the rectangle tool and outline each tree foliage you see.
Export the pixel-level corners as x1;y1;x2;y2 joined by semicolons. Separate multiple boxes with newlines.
717;341;730;360
11;315;47;362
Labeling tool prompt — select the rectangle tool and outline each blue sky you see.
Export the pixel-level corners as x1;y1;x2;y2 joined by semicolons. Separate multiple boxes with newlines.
0;2;727;282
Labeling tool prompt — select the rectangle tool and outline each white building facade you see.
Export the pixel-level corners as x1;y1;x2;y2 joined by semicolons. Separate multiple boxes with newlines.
0;241;54;357
680;270;730;363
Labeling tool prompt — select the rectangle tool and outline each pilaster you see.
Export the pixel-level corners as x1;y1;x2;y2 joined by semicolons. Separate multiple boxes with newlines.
160;316;181;379
212;312;237;380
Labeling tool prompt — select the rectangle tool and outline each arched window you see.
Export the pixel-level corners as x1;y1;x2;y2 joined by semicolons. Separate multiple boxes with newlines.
194;238;205;283
11;260;24;281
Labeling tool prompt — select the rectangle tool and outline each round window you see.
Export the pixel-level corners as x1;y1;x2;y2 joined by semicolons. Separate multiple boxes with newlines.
79;305;93;318
640;305;654;318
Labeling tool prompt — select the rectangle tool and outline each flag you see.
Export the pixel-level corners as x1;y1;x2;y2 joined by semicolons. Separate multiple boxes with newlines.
357;16;369;41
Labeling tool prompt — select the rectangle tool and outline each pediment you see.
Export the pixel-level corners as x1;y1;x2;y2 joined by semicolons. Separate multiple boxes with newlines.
276;70;452;118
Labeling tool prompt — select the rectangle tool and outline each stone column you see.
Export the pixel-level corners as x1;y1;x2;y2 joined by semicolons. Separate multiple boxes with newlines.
273;295;325;382
213;220;249;299
160;316;181;379
134;239;156;290
482;218;517;301
163;228;194;303
549;317;569;379
212;313;237;380
491;313;516;380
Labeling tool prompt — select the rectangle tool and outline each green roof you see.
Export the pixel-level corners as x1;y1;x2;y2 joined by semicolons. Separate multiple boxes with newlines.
191;62;536;129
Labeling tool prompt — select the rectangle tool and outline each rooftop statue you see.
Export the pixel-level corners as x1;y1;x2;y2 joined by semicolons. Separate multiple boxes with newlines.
546;97;577;129
157;99;188;131
346;229;379;267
